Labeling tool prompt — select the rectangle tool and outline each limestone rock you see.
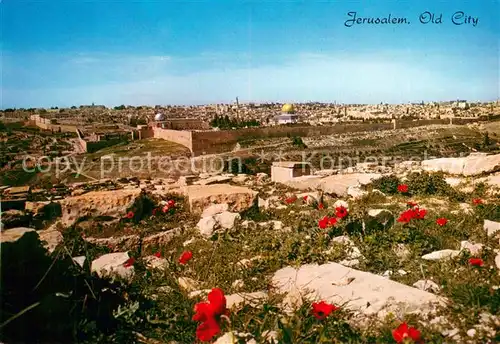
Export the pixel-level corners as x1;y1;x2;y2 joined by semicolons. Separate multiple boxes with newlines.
0;227;36;243
85;235;140;251
272;262;445;318
73;256;86;268
214;211;240;230
91;252;134;281
421;249;460;261
37;228;63;253
484;220;500;237
413;279;441;293
178;277;199;292
59;188;142;227
180;184;257;214
460;241;484;256
201;203;229;218
197;216;217;238
421;153;500;176
142;228;181;251
226;292;268;310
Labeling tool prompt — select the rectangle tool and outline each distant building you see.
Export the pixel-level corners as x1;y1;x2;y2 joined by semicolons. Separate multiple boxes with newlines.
275;103;299;124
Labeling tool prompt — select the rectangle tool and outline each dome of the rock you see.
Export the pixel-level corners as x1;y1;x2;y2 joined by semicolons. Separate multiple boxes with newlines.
281;103;295;113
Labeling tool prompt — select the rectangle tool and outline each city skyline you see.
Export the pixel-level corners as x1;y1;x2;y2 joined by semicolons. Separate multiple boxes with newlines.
1;0;499;108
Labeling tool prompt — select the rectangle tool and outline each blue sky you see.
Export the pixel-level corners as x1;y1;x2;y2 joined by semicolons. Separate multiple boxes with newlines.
1;0;499;108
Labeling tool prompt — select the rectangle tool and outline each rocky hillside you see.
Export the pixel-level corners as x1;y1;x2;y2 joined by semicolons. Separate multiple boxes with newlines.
1;153;500;343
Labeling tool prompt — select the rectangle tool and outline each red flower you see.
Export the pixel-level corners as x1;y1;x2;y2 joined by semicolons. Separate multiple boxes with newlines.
398;184;409;193
415;208;427;219
473;198;483;205
319;216;337;229
178;250;193;265
123;257;135;268
152;208;158;216
311;301;339;320
153;252;161;258
397;207;427;223
318;203;324;210
125;211;134;219
167;199;176;207
397;209;415;223
285;196;297;204
192;288;228;342
196;316;221;342
469;258;484;267
207;288;226;315
407;201;418;208
162;205;170;213
328;217;338;226
436;218;448;226
392;322;421;343
335;206;348;219
303;195;308;201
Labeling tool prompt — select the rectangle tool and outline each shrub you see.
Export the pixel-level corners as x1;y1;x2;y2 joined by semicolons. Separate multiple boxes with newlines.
370;175;401;194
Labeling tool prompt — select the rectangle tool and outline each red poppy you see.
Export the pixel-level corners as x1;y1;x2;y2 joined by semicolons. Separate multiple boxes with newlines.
285;196;297;204
469;258;484;267
436;218;448;226
415;208;427;219
311;301;339;320
303;195;308;201
123;257;135;268
153;252;161;258
195;316;221;342
192;288;228;342
397;209;414;223
318;216;329;229
318;203;324;210
398;184;409;193
162;205;170;213
125;211;134;219
178;250;193;265
407;201;418;208
473;198;483;205
397;207;427;223
335;206;348;219
152;208;158;216
167;199;176;207
328;217;338;226
392;322;421;343
107;244;114;250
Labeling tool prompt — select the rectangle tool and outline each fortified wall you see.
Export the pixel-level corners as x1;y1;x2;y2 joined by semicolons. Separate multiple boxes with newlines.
151;116;496;157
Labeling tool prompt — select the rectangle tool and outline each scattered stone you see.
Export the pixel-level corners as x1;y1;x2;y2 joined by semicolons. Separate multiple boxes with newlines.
495;253;500;270
421;249;460;261
59;189;142;227
422;153;500;176
467;329;477;337
272;262;445;318
91;252;134;281
0;227;36;243
226;292;268;310
201;203;229;218
197;216;217;238
37;228;63;253
231;279;244;290
413;279;441;293
85;235;140;251
177;184;257;214
214;211;240;230
144;255;167;270
460;241;484;256
178;277;199;292
484;220;500;237
142;229;181;251
73;256;86;268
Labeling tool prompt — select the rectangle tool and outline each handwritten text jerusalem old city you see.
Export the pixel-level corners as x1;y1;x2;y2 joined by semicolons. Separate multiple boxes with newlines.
344;11;479;27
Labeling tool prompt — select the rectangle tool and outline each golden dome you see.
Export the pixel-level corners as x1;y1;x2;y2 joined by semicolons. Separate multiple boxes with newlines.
281;103;295;113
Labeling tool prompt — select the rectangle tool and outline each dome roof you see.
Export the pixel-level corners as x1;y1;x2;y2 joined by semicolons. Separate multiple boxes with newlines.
154;113;166;121
281;103;295;113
